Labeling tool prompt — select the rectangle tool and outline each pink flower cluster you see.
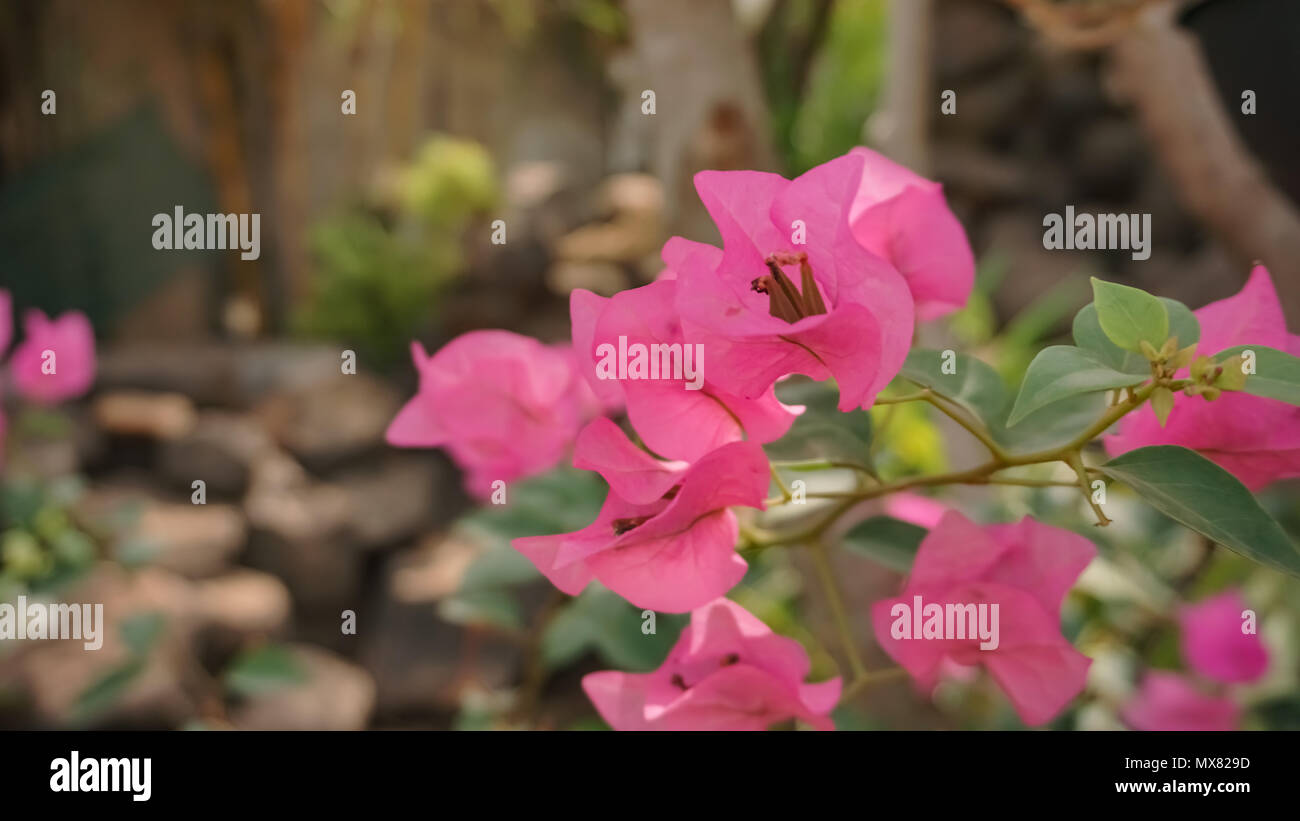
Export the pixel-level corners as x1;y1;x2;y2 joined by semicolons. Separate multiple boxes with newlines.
387;149;1298;731
1122;590;1270;731
0;291;97;453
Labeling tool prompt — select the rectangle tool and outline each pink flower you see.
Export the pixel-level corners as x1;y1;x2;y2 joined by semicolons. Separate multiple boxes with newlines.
1179;590;1269;684
870;511;1095;726
583;598;841;730
1121;672;1240;731
848;147;975;320
1106;266;1300;490
386;330;596;499
512;418;768;612
571;279;799;462
667;151;914;412
884;492;949;529
9;309;96;404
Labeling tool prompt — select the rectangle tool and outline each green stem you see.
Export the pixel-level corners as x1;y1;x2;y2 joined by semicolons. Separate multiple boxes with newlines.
769;464;792;502
841;666;909;700
807;539;867;681
1066;449;1111;526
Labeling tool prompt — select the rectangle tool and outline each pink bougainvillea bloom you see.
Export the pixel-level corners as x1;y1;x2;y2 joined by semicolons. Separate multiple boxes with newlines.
571;279;799;462
666;151;914;412
1121;672;1240;731
10;309;96;404
847;147;975;320
512;418;768;612
583;597;841;730
1106;266;1300;490
386;330;596;499
1179;590;1269;684
870;511;1095;726
884;492;949;529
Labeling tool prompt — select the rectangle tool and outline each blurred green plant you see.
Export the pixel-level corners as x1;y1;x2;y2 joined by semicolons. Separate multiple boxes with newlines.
295;136;498;368
761;0;888;174
0;475;96;598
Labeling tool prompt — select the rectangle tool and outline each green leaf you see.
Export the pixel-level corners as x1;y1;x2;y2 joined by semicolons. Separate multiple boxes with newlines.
1089;278;1170;353
766;379;872;463
995;392;1108;453
897;349;1008;430
1075;299;1198;375
1007;346;1146;426
73;660;145;721
223;645;308;697
898;348;1107;455
541;586;685;672
438;589;523;631
842;515;927;572
457;467;606;548
1099;446;1300;576
120;611;165;657
458;545;540;592
1214;345;1300;405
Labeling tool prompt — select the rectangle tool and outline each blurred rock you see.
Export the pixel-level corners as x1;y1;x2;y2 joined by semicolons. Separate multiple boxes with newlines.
97;344;341;408
136;502;246;578
243;452;360;612
257;373;403;473
551;173;664;264
228;645;375;730
361;535;519;719
158;411;274;498
546;260;628;297
194;569;292;637
934;63;1036;143
333;456;438;551
92;391;197;440
932;141;1031;205
934;0;1025;82
1072;118;1146;201
388;532;479;603
4;564;200;729
984;211;1100;319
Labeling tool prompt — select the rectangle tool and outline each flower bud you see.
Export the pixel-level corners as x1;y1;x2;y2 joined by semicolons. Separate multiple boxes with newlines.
1151;386;1175;426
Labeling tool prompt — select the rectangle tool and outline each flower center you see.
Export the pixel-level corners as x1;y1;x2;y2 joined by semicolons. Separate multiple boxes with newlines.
749;251;828;323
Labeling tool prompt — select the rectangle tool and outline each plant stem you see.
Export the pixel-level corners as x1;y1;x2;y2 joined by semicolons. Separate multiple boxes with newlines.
746;380;1169;549
841;666;909;700
769;464;792;501
1066;449;1112;526
807;539;868;681
878;389;1008;459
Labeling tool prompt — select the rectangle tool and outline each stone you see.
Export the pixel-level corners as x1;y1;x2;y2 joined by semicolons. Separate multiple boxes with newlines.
193;569;292;637
158;411;274;498
256;373;403;473
92;391;197;440
4;564;200;729
135;502;246;579
97;344;341;409
333;456;438;551
242;451;360;613
228;645;375;731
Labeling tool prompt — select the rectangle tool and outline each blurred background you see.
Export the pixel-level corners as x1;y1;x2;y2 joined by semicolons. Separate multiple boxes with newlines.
1;0;1298;730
